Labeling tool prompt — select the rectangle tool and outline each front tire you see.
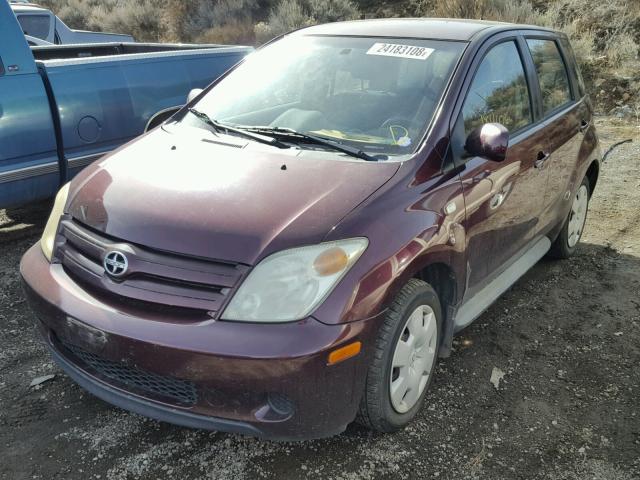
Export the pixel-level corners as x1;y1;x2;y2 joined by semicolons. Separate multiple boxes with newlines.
357;279;441;432
548;176;590;259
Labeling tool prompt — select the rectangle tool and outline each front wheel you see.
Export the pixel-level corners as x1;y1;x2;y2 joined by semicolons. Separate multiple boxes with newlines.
357;279;441;432
548;176;590;259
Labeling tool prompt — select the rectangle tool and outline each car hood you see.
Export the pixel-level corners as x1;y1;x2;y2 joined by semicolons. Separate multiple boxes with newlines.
68;126;400;265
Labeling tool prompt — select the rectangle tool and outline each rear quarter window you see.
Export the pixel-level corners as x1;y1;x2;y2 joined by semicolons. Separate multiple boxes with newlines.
559;37;586;98
526;39;572;114
17;14;51;40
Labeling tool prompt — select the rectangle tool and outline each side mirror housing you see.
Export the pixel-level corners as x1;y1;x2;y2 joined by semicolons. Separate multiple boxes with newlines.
187;88;203;104
465;123;509;162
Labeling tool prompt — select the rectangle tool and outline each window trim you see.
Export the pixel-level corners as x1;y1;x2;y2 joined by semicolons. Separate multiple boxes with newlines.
524;35;576;119
456;36;536;140
448;32;542;141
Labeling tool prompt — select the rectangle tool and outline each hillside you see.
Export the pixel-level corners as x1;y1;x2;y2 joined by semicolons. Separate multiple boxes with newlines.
40;0;639;113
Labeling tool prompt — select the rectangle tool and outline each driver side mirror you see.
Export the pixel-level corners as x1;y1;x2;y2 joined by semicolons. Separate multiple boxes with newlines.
187;88;203;104
465;123;509;162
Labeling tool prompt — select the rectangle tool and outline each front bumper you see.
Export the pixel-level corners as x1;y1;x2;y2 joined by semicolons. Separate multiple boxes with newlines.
21;244;381;440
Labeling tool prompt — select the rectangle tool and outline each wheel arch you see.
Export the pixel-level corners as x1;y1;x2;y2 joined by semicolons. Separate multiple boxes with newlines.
585;159;599;198
413;262;457;315
406;259;461;358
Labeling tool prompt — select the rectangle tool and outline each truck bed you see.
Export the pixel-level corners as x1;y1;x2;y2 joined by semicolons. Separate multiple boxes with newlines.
31;42;235;61
34;42;251;174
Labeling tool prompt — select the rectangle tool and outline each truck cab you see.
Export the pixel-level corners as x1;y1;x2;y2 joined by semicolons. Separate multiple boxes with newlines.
10;1;135;44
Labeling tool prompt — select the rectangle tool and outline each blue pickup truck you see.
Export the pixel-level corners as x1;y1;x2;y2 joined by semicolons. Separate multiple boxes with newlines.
0;0;252;208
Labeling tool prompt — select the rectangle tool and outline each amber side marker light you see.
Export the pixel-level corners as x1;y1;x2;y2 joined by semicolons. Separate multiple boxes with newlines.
327;341;362;366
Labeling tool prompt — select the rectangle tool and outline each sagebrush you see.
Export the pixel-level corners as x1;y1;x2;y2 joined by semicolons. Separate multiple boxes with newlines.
38;0;639;110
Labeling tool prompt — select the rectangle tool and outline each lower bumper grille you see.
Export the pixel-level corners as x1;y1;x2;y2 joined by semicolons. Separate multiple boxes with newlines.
59;339;197;406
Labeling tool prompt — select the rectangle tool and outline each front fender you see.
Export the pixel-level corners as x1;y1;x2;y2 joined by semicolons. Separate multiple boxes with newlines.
313;175;466;326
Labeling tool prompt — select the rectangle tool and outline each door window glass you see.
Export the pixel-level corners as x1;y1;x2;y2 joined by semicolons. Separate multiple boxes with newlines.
17;15;51;40
462;41;532;134
527;39;572;114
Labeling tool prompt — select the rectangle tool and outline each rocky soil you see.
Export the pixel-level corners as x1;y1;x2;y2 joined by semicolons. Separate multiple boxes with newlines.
0;117;638;479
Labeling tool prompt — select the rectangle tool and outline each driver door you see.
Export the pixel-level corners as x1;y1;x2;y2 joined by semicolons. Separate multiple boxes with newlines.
453;39;549;300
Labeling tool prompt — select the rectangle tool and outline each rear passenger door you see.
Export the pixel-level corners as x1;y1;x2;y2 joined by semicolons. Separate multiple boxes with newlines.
523;35;589;233
451;38;549;299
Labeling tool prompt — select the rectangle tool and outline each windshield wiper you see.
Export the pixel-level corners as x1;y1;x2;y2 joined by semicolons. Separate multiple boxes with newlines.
238;126;379;162
188;109;289;149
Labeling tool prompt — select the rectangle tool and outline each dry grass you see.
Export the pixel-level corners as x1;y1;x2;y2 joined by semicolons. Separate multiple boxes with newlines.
39;0;639;109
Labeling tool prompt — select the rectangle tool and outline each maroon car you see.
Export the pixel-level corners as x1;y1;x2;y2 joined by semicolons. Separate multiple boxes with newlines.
21;19;600;440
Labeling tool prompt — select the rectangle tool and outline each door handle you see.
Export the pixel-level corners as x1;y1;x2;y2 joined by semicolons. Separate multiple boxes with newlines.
579;120;590;133
472;170;491;183
534;151;550;169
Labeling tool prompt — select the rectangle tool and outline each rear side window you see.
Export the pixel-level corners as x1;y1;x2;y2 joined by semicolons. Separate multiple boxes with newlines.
462;41;532;134
526;39;572;114
17;14;51;40
559;37;585;98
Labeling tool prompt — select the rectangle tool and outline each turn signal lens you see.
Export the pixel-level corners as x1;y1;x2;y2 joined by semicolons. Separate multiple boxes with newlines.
313;247;349;276
40;182;70;262
328;341;362;366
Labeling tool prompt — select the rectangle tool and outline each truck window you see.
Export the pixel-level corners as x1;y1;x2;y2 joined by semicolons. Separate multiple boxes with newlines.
462;41;532;134
526;39;572;114
17;14;51;40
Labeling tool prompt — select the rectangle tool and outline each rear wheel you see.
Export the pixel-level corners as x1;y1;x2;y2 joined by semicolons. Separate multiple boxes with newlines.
548;176;590;259
357;279;441;432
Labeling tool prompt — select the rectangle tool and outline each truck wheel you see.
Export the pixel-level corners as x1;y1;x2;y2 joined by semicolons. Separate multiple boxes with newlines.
548;176;590;259
357;279;441;432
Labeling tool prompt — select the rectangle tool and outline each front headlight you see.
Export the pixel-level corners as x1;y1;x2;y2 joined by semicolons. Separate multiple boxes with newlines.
222;238;368;322
40;182;70;262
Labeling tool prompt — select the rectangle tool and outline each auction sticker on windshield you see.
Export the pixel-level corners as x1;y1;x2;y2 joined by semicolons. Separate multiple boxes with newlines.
366;43;434;60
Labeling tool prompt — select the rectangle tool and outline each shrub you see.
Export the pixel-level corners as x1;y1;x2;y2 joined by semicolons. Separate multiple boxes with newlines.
31;0;640;109
255;0;359;44
183;0;260;40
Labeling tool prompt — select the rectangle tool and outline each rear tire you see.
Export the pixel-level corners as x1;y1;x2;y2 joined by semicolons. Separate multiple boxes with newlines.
357;279;441;432
548;176;590;259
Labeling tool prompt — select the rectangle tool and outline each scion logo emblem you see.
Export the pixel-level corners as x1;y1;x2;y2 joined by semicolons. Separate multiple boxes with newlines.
103;251;128;277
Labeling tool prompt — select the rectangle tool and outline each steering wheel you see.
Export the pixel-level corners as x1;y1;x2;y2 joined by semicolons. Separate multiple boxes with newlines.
380;117;412;130
378;118;413;147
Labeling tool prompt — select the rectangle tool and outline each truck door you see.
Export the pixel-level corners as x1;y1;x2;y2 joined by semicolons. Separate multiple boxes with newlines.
0;7;59;208
452;39;549;301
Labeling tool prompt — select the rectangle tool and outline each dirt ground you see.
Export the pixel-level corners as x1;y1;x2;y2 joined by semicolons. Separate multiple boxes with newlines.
1;117;638;480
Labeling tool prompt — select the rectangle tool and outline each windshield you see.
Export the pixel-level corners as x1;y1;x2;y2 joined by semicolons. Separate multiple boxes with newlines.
182;35;465;158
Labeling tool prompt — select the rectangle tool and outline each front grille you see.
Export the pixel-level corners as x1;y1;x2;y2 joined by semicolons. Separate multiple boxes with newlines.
55;219;249;317
59;339;198;406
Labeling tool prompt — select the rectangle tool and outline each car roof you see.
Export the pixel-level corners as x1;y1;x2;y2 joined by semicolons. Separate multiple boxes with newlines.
295;18;557;42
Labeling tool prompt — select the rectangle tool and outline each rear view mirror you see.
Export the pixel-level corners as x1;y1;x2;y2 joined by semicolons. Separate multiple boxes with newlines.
187;88;203;103
465;123;509;162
